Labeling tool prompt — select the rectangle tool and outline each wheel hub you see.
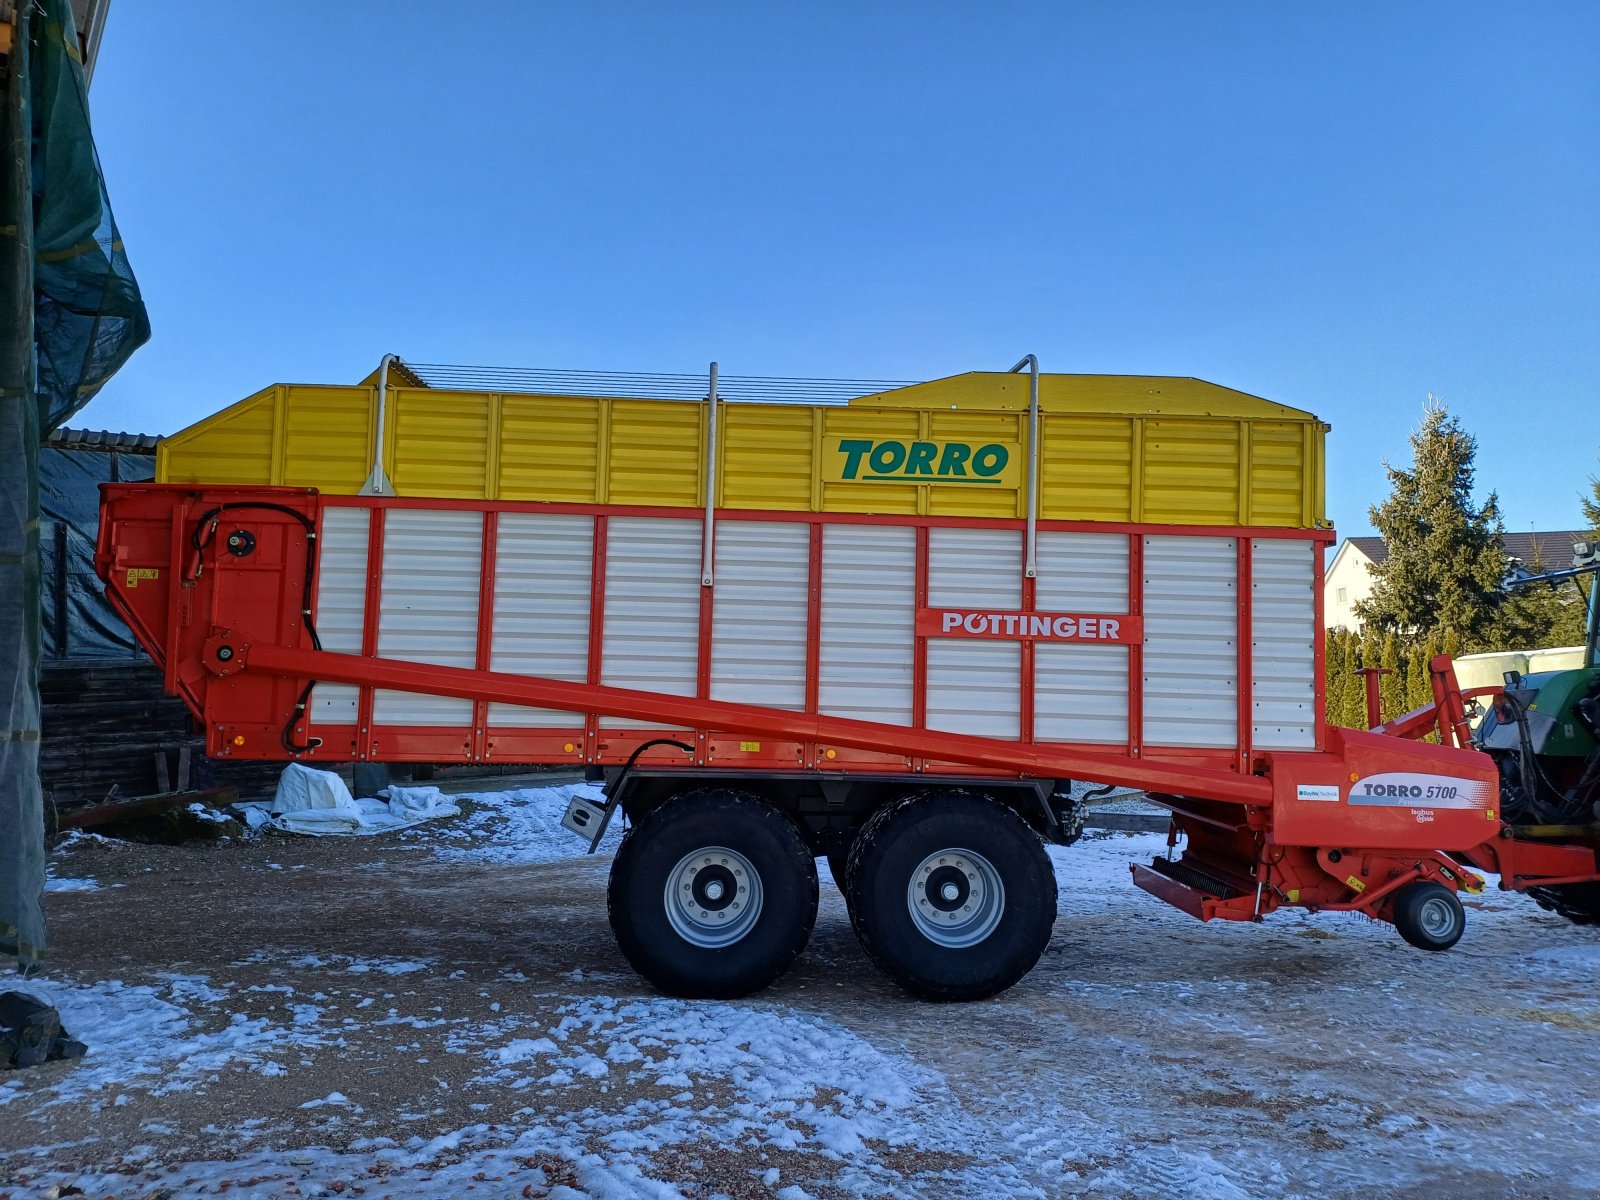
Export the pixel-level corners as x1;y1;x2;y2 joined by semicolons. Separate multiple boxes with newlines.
665;847;763;948
924;865;971;912
907;849;1005;948
1419;896;1456;938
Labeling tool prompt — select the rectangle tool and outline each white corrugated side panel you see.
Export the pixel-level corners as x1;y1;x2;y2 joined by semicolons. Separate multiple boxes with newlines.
1252;538;1317;749
487;513;593;728
1034;532;1129;744
819;525;915;725
602;517;701;728
925;528;1020;738
310;506;370;723
1143;535;1237;748
373;509;484;726
711;522;809;710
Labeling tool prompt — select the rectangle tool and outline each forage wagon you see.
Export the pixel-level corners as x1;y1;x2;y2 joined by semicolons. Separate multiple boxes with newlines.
97;355;1600;1000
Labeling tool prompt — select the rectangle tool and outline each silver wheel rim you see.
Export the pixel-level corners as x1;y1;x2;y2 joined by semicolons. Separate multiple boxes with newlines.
906;848;1005;948
1418;895;1457;940
665;846;763;948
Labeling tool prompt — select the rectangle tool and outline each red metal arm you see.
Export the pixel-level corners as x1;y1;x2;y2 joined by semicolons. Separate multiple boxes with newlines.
232;641;1278;804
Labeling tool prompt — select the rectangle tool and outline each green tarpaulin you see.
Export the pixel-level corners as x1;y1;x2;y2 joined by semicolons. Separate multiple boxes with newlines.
1;0;148;970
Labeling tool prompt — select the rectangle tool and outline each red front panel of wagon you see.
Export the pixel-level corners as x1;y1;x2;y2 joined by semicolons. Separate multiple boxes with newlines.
279;497;1326;775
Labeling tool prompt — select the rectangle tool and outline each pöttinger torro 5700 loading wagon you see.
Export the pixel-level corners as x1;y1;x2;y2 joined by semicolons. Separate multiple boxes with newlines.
96;357;1600;1000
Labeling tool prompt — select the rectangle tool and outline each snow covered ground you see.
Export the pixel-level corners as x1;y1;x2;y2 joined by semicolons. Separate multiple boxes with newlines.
6;783;1600;1198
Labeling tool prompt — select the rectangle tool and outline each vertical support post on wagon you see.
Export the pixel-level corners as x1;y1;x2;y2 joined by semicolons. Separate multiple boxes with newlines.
702;361;719;587
1356;665;1391;731
1008;353;1040;579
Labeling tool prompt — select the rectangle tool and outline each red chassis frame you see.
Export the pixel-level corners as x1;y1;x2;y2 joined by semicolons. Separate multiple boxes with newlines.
95;484;1600;926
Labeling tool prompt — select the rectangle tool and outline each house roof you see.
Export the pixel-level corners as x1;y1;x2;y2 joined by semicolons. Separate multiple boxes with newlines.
1343;531;1589;571
1347;535;1387;565
1505;531;1590;569
45;428;161;454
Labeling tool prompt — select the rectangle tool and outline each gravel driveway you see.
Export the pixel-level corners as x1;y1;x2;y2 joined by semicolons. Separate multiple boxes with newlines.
4;784;1599;1199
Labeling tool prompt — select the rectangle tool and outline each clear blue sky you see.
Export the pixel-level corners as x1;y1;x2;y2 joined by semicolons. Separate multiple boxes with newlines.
77;2;1598;541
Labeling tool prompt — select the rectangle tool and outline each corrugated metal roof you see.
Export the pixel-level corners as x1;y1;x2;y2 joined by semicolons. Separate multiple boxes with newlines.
46;428;161;454
1344;531;1588;570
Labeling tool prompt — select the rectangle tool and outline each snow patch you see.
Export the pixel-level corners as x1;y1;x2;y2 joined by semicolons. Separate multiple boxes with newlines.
0;975;323;1108
43;875;100;893
416;781;618;865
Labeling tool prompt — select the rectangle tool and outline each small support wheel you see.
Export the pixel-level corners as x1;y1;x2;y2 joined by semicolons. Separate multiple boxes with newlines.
846;791;1057;1001
607;790;818;999
1391;881;1466;952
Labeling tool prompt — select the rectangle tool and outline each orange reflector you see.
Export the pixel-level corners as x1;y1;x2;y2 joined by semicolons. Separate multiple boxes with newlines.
232;735;246;747
563;742;576;753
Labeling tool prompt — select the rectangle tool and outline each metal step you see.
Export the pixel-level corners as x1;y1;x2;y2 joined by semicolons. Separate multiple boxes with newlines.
1147;855;1248;900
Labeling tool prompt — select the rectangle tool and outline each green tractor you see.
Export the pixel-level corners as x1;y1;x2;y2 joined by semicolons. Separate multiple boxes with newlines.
1475;540;1600;923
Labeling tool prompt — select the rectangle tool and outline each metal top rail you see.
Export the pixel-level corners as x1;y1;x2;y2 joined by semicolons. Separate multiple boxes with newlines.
404;361;920;404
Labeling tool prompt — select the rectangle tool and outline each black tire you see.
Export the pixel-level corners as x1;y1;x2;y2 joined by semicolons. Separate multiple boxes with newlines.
607;790;818;999
1392;881;1466;952
1527;882;1600;927
845;791;1057;1001
824;851;851;891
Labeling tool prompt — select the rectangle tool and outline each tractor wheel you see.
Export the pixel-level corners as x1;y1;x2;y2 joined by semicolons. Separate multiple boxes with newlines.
607;790;818;999
845;791;1057;1001
1392;881;1466;952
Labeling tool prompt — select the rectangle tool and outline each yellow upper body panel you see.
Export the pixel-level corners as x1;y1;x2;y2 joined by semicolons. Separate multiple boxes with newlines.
157;366;1328;529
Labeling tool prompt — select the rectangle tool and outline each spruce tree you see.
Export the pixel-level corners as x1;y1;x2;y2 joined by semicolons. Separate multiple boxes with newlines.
1355;399;1507;648
1582;461;1600;539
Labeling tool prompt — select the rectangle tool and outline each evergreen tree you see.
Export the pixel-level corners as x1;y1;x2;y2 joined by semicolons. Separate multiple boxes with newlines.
1490;542;1589;649
1414;640;1440;713
1360;625;1381;670
1323;629;1346;729
1582;460;1600;539
1356;399;1507;648
1335;632;1364;728
1379;633;1405;721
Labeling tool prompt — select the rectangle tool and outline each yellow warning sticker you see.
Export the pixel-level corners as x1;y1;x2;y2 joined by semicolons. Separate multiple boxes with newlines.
1345;875;1366;893
739;741;761;752
1286;889;1300;904
125;567;159;588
